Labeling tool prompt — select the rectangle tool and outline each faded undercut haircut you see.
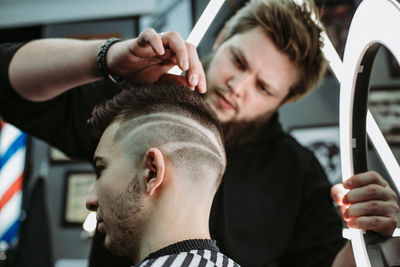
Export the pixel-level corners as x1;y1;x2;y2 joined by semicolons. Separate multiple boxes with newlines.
87;83;226;186
223;0;327;101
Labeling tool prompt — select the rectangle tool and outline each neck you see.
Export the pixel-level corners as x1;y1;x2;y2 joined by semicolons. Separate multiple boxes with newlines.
133;191;212;263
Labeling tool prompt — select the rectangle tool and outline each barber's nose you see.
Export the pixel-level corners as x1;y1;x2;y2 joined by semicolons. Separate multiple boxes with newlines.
227;74;250;97
86;185;99;211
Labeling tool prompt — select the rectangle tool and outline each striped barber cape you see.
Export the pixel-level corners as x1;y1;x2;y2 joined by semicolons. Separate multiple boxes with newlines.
135;249;240;267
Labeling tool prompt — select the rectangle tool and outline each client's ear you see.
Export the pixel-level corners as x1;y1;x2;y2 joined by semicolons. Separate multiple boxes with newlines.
144;148;165;196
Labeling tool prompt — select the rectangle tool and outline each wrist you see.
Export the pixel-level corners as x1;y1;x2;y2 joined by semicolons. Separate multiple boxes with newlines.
97;38;122;83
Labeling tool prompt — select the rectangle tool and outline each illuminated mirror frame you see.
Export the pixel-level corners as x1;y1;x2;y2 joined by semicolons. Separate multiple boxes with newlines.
168;0;225;75
184;0;400;266
337;0;400;266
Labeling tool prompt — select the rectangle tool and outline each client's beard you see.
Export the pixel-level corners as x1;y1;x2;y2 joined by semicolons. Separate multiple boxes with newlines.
105;176;144;261
222;112;273;148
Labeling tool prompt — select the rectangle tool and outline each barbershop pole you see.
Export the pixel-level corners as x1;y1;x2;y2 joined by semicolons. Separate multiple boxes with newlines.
0;121;27;256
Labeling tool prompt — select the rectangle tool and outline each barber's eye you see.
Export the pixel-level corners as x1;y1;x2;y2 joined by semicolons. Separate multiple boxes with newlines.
258;84;270;95
232;52;245;70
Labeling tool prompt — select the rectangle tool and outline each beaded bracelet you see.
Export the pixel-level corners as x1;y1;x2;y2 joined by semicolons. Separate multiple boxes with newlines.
97;37;122;83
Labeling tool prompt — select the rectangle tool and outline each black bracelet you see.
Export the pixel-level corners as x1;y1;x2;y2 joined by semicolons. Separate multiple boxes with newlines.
97;37;122;83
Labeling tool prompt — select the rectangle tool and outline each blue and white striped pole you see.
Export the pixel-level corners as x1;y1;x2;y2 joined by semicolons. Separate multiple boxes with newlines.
0;121;27;248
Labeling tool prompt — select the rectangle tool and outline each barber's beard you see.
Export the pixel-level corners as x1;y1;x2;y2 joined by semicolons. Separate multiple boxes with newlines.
222;111;273;148
203;87;275;147
105;176;144;261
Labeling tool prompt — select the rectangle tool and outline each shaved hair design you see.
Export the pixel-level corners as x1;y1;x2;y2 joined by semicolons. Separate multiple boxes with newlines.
88;83;226;187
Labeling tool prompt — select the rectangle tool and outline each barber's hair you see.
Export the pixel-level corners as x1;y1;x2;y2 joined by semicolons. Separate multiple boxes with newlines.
222;0;326;101
88;83;226;186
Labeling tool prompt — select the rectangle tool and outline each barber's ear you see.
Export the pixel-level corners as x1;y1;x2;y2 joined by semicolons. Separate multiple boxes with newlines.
213;26;228;51
144;148;165;196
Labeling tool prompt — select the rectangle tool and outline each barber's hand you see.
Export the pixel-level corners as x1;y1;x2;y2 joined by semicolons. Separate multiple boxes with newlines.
106;28;206;93
331;171;399;237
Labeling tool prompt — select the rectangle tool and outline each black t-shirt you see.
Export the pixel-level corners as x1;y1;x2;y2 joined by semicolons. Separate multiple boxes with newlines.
0;43;346;267
210;116;345;266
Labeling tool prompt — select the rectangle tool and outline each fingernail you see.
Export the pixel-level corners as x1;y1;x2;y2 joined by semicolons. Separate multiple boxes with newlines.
190;74;198;86
181;59;188;70
344;180;352;188
158;46;165;55
343;195;349;204
199;81;206;93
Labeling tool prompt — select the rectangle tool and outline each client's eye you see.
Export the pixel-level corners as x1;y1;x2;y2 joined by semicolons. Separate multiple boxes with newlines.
95;165;105;178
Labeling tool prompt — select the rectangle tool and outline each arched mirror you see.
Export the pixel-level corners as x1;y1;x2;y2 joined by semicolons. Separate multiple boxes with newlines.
336;0;400;265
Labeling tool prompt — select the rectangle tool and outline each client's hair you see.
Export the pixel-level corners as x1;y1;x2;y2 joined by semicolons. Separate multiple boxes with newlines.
88;83;226;186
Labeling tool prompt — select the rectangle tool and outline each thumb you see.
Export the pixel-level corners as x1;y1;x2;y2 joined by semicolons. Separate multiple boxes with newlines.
331;183;346;206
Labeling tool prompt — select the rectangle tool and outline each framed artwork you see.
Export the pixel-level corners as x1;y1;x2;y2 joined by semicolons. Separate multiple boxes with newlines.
62;172;97;226
369;86;400;146
49;146;72;163
290;125;341;185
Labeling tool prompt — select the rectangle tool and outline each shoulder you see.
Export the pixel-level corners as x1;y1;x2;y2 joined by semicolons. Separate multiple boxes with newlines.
265;130;321;168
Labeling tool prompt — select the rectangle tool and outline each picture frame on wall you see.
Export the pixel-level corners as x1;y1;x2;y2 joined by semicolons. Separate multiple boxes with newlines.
62;172;97;226
49;146;72;163
290;125;341;185
369;85;400;146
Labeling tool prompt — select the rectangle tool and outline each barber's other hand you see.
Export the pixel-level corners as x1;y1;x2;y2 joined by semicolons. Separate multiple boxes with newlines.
106;28;206;93
331;171;399;236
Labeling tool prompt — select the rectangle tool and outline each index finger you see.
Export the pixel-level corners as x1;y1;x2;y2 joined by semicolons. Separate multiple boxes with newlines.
161;31;189;72
343;171;387;189
185;42;207;93
136;28;165;56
